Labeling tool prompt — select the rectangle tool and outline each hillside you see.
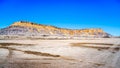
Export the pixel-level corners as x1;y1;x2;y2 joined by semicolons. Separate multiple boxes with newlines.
0;21;111;38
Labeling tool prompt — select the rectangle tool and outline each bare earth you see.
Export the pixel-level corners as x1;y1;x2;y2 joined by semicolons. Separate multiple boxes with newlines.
0;38;120;68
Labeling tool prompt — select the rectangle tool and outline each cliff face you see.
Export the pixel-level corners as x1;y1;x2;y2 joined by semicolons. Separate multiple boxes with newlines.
0;21;110;38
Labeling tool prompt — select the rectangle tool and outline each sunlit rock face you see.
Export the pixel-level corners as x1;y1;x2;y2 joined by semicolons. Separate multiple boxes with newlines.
0;21;111;38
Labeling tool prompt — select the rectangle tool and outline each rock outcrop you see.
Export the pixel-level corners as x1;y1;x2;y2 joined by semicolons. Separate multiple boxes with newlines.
0;21;111;38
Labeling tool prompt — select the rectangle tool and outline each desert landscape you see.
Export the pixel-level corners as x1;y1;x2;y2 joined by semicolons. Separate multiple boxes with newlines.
0;21;120;68
1;0;120;68
0;38;120;68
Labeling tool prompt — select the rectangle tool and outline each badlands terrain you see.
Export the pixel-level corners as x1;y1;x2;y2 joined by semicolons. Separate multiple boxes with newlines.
0;21;119;68
0;21;111;38
0;38;120;68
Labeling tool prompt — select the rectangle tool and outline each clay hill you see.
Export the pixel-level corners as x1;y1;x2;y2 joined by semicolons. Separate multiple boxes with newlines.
0;21;111;38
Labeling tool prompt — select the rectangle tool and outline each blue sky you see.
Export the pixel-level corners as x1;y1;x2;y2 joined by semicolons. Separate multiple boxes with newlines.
0;0;120;36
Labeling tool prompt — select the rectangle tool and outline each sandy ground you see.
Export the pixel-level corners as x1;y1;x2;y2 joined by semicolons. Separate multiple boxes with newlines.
0;38;120;68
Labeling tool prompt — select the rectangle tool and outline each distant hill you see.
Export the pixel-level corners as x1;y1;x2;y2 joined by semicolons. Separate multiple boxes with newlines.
0;21;111;38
